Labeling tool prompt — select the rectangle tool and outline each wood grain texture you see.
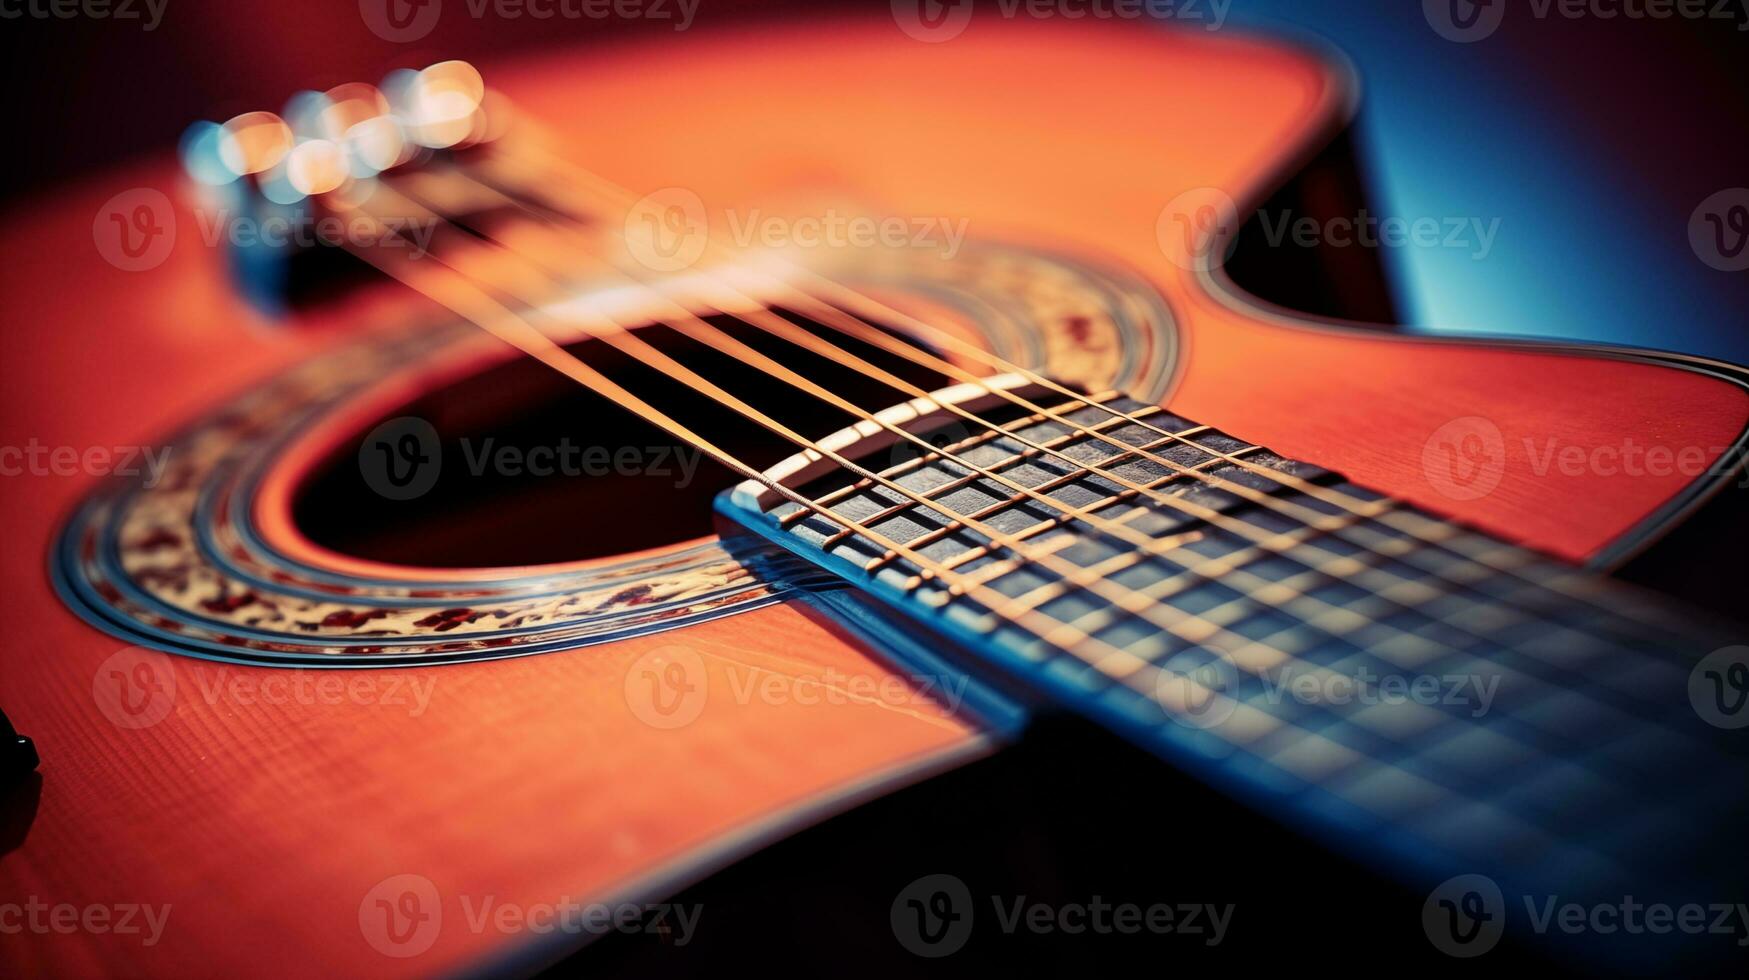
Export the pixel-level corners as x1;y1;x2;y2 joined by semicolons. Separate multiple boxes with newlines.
2;14;1745;978
0;157;985;975
1;600;982;977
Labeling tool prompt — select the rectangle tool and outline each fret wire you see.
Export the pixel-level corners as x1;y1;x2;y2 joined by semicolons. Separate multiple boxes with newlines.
763;270;1575;588
998;498;1715;770
935;456;1251;590
920;532;1092;601
947;527;1211;597
1047;497;1704;732
1148;557;1539;729
1005;503;1371;628
793;392;1137;523
1329;513;1718;673
628;319;1265;598
1309;534;1713;737
1054;509;1715;753
1009;553;1699;838
814;400;1166;547
953;446;1276;609
857;429;1245;579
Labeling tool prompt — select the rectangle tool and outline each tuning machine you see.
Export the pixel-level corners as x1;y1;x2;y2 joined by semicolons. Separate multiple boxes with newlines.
177;62;508;313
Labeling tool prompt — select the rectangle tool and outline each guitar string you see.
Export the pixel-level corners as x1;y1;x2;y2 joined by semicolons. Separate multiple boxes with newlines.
465;147;1700;647
416;160;1713;686
466;153;1428;541
371;180;1467;657
336;190;1376;692
372;177;1699;722
473;146;1626;589
441;161;1539;601
336;185;1716;754
387;178;1729;745
329;197;1265;683
325;198;1730;843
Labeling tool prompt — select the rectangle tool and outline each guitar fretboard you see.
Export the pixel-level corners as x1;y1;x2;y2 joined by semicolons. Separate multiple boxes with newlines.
719;388;1749;958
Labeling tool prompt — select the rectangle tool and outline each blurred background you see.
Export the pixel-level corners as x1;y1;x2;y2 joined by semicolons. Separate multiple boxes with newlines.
4;0;1746;362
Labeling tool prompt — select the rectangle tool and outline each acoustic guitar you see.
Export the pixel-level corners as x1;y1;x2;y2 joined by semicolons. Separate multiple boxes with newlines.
4;12;1747;977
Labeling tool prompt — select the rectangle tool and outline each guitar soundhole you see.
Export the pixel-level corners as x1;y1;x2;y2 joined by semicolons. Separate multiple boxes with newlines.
291;313;955;567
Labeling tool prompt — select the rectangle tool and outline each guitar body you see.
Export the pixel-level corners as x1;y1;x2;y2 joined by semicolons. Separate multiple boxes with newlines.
3;16;1744;977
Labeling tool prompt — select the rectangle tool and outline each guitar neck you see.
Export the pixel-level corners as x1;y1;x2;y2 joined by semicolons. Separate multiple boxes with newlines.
718;387;1749;966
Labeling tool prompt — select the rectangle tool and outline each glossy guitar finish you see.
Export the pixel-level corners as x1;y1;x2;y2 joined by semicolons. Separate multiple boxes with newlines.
2;16;1745;977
